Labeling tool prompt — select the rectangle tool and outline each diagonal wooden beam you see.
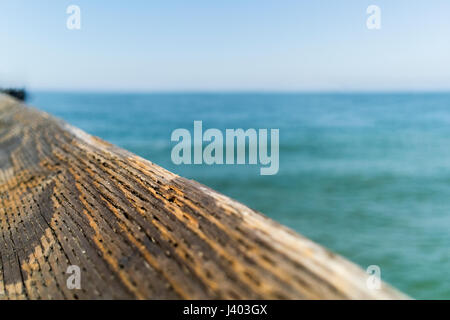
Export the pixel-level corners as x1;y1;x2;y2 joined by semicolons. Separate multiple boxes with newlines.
0;94;407;300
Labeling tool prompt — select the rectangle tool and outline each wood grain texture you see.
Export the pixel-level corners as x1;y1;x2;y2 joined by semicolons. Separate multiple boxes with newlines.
0;94;408;300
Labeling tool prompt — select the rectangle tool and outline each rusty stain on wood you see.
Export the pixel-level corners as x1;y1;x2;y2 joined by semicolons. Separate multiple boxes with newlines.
0;94;408;300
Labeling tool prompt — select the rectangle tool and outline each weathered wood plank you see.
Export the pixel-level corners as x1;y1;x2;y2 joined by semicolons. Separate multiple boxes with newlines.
0;94;408;299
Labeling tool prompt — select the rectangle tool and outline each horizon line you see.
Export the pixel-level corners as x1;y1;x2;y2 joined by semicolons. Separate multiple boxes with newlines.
24;88;450;95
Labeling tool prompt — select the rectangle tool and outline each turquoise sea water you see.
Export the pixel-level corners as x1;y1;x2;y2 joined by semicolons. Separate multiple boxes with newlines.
29;92;450;299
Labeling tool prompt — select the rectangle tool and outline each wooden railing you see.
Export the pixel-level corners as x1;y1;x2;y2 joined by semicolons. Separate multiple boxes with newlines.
0;94;407;299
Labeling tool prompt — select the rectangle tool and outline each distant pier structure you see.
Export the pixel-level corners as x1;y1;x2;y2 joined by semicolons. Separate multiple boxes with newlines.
0;88;26;101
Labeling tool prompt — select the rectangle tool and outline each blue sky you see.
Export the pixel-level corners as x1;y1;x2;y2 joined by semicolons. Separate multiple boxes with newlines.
1;0;449;92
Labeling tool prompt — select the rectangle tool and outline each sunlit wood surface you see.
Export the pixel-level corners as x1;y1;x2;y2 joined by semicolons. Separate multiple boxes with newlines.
0;94;407;300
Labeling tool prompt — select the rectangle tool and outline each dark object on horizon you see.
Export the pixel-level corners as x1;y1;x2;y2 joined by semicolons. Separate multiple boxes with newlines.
0;88;27;101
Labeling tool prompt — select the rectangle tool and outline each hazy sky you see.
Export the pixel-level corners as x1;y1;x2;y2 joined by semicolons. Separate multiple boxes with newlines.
1;0;449;91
